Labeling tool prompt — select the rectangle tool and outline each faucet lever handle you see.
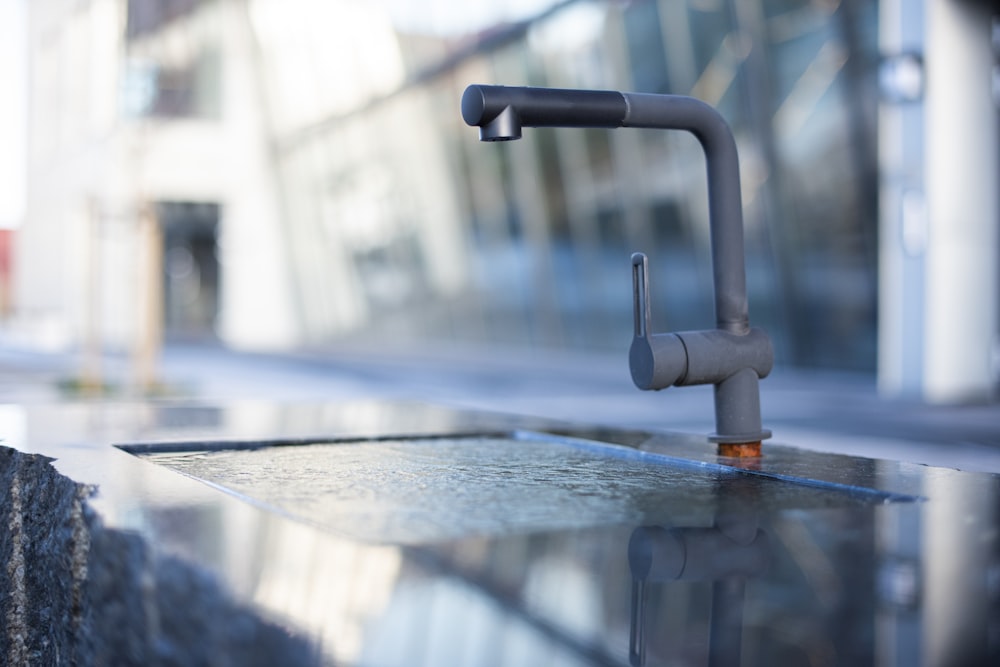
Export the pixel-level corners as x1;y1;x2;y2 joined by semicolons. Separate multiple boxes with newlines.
632;252;652;339
630;252;687;390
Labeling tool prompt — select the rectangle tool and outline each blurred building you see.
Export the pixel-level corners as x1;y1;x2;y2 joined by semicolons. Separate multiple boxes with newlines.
17;0;991;396
17;0;298;355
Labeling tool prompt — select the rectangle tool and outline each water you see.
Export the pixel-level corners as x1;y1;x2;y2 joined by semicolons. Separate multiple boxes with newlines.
141;435;900;544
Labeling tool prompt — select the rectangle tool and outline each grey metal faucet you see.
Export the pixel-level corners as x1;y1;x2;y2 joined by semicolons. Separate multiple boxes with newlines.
461;84;773;453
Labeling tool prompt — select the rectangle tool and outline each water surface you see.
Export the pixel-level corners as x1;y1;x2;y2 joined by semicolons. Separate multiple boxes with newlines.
142;435;898;544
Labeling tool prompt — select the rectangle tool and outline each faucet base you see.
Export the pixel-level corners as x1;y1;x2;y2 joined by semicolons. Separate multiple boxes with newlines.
708;428;772;444
710;424;771;458
716;441;763;458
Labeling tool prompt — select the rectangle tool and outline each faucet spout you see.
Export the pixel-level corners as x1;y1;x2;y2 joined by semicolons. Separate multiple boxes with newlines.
461;84;773;451
461;84;627;141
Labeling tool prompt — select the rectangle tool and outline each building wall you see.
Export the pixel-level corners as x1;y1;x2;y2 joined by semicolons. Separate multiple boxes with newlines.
16;0;297;352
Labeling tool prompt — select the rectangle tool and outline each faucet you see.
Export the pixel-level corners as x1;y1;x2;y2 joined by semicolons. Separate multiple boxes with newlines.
461;84;773;454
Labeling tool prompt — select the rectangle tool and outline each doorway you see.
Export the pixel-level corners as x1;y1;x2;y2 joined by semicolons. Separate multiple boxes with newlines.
156;201;220;340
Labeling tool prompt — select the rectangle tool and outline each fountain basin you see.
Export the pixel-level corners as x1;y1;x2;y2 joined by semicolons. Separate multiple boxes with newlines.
125;431;914;545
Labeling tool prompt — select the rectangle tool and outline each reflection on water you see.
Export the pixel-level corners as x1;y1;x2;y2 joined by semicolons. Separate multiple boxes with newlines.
364;506;885;667
628;520;771;666
141;435;897;545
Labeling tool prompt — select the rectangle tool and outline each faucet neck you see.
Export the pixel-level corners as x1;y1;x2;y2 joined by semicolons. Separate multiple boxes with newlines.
622;93;749;334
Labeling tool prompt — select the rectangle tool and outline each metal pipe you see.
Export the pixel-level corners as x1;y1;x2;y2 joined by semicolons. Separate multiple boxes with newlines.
622;93;749;333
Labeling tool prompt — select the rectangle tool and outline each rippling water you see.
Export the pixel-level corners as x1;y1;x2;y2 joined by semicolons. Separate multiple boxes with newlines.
143;436;886;544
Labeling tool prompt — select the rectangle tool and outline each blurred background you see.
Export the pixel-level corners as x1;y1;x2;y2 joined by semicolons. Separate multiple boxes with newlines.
0;0;996;403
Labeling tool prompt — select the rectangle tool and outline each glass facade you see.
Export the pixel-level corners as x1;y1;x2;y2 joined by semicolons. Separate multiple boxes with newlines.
21;0;880;371
249;0;879;369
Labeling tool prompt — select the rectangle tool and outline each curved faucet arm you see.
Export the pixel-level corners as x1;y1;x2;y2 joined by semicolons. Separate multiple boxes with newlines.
622;94;748;334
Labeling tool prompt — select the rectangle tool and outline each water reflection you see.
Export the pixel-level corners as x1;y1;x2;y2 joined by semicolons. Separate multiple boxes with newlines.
384;507;891;666
628;475;771;665
628;517;770;666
